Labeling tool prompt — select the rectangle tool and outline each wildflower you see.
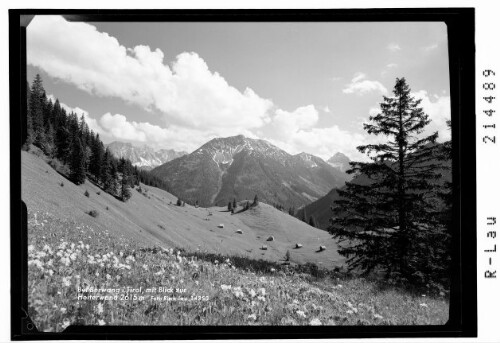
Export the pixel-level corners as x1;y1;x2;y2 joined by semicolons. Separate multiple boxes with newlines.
419;303;428;308
247;314;257;321
98;319;106;326
60;307;67;314
249;289;257;298
62;277;71;287
95;271;99;277
373;314;383;320
97;303;104;314
28;245;34;252
346;310;354;315
106;274;111;280
61;318;71;329
259;288;266;296
257;296;266;302
296;310;306;318
233;287;244;298
142;264;148;270
214;260;219;265
47;269;54;276
309;318;322;326
221;284;232;291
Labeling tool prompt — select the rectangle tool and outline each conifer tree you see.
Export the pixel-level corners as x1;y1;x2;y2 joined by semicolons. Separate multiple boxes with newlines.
309;216;317;228
228;201;233;211
29;74;46;148
24;81;34;148
118;157;132;202
329;77;448;284
69;138;86;185
253;194;259;206
233;198;237;209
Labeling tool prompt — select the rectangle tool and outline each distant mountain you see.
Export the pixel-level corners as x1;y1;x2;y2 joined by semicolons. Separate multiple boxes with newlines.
151;135;349;208
106;141;187;170
327;152;351;172
301;143;451;231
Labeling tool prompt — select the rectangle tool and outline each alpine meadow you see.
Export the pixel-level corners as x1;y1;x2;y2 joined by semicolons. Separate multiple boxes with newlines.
22;17;453;331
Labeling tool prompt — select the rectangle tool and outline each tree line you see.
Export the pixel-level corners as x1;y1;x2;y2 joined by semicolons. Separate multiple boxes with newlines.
24;74;169;201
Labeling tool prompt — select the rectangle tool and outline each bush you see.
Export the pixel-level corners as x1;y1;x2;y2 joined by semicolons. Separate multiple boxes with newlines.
96;191;101;195
60;182;64;187
48;157;70;177
106;206;109;211
87;210;99;218
84;190;90;197
176;198;182;206
285;250;291;262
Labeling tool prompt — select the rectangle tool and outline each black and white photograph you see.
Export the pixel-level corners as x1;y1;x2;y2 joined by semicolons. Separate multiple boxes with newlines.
8;7;480;340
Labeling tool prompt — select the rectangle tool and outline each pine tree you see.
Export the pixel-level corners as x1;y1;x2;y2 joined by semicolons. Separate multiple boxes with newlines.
69;138;86;185
253;194;259;206
118;157;132;202
309;216;317;228
233;198;237;209
228;202;233;211
29;74;46;148
24;81;34;149
329;77;448;284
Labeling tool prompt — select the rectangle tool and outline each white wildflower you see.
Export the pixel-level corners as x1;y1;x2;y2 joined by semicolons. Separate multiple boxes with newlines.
62;276;71;287
296;310;306;318
98;319;106;326
259;288;266;296
247;314;257;321
61;318;71;329
221;284;232;291
249;289;257;298
309;318;322;326
420;303;428;308
97;303;104;314
60;307;67;314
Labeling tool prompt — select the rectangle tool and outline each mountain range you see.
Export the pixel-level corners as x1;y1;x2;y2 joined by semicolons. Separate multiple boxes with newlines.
151;135;350;209
106;141;187;170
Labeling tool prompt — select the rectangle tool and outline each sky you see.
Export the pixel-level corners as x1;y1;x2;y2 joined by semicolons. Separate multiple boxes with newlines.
26;15;451;161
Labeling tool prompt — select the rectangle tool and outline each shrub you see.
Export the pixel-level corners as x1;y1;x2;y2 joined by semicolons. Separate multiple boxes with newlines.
84;190;90;197
87;210;99;218
96;191;101;195
48;158;70;176
176;198;182;206
60;182;64;187
106;206;109;211
285;250;291;262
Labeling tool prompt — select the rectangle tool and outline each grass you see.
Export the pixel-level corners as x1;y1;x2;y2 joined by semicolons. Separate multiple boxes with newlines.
27;210;449;331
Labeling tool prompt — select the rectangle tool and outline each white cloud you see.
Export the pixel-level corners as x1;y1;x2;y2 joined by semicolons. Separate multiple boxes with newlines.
343;73;387;95
386;63;398;69
323;106;331;113
28;16;273;134
423;43;439;52
268;105;319;141
412;90;451;141
387;43;401;52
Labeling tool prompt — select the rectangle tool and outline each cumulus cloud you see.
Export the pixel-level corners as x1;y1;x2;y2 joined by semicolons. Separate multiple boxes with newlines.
412;90;451;141
28;16;273;133
343;73;387;95
423;43;439;52
386;63;398;69
387;43;401;52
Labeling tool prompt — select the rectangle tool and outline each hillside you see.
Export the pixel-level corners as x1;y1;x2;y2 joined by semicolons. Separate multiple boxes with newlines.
151;135;349;209
22;151;344;269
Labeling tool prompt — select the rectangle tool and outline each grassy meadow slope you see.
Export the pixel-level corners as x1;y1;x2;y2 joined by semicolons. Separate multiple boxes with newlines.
23;151;449;330
22;151;343;268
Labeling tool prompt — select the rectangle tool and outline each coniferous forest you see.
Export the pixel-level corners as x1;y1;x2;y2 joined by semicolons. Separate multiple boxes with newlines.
23;74;170;200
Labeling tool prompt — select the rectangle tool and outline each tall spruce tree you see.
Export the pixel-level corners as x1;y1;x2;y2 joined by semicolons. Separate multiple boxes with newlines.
29;74;48;150
69;138;86;185
118;158;132;202
329;77;448;284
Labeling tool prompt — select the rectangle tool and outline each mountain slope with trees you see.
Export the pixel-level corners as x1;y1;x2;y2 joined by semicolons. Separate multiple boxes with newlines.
23;74;169;200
